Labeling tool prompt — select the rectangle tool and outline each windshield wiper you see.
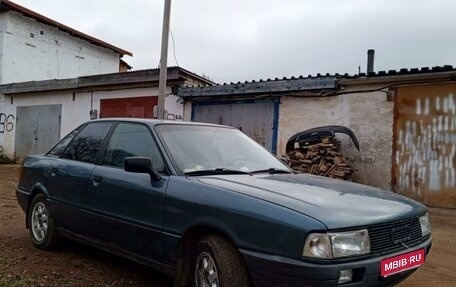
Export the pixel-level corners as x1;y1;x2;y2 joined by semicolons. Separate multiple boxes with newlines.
250;168;292;174
185;168;251;176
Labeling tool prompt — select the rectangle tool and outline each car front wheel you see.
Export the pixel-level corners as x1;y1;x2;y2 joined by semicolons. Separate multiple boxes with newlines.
28;194;59;249
192;234;250;287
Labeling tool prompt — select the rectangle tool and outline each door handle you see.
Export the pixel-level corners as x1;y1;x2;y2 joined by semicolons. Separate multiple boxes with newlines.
92;175;103;187
50;167;58;177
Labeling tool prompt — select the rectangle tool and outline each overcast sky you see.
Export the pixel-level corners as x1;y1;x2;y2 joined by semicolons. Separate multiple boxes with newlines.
13;0;456;83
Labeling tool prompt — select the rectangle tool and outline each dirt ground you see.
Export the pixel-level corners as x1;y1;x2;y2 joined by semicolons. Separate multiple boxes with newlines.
0;164;455;287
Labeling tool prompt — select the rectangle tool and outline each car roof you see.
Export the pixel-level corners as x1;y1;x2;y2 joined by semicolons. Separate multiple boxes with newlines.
89;118;235;129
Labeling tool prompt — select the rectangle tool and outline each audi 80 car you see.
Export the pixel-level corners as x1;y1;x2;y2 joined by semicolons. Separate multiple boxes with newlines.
16;119;432;287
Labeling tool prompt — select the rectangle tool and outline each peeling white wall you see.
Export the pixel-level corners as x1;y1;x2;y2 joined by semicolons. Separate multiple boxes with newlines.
278;88;394;190
0;86;183;159
0;11;120;84
183;101;192;121
277;96;350;153
183;88;394;190
165;94;184;120
0;14;5;84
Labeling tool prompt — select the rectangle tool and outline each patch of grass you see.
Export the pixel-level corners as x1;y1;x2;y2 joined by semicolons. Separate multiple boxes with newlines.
0;147;15;164
0;274;33;287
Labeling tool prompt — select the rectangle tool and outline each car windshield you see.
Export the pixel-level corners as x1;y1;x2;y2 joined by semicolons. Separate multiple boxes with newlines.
155;124;290;175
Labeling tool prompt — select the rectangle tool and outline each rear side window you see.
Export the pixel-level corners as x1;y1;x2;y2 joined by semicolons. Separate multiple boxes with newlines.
62;122;112;163
47;125;83;157
102;123;165;172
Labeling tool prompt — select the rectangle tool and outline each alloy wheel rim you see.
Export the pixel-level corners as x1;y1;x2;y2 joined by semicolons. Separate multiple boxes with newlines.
31;202;48;241
195;252;219;287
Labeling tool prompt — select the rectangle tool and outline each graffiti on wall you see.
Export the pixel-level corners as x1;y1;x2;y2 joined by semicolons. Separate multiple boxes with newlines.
0;113;15;133
397;93;456;199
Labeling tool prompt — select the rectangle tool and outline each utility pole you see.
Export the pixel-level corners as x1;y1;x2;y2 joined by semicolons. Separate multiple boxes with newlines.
157;0;172;119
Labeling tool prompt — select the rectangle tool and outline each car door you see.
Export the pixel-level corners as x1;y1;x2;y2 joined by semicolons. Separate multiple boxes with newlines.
84;122;168;261
46;122;113;235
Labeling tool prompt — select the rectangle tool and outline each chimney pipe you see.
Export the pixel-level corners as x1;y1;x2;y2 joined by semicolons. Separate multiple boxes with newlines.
367;49;375;74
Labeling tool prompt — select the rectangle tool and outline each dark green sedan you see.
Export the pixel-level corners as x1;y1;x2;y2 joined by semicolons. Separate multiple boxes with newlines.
16;119;432;287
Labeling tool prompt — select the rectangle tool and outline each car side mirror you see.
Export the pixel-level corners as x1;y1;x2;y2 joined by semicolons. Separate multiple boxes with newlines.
124;157;162;182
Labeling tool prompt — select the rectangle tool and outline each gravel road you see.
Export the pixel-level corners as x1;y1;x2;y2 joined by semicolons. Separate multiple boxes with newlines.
0;164;454;286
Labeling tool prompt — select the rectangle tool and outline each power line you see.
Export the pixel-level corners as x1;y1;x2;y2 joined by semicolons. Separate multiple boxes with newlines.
169;28;179;67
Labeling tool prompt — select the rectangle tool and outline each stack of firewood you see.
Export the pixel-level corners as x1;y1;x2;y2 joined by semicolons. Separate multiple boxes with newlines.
281;137;354;180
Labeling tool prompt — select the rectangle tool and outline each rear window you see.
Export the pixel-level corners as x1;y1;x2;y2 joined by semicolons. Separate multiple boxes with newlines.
47;125;83;158
61;122;112;163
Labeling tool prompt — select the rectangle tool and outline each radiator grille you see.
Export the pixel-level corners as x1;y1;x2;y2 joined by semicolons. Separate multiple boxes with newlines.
368;217;423;254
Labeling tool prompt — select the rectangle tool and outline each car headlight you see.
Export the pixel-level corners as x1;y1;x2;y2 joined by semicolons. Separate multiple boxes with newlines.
302;233;333;259
303;229;371;259
419;213;431;237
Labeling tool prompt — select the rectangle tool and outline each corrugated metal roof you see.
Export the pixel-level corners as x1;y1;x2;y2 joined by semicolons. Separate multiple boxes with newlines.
344;65;456;79
0;0;132;56
178;75;337;98
0;67;214;94
178;65;456;98
338;65;456;85
2;65;455;96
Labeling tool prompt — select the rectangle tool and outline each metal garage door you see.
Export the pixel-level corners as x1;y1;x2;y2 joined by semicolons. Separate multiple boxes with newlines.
100;96;158;118
394;83;456;208
192;99;279;153
15;105;61;159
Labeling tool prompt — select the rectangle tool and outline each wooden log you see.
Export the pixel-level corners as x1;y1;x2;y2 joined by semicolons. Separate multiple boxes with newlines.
331;170;348;177
324;164;337;176
311;156;321;163
294;151;305;159
307;151;319;156
283;135;354;181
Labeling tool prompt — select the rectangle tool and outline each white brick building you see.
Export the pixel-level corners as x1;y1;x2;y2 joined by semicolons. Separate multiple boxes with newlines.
0;0;135;160
0;0;131;84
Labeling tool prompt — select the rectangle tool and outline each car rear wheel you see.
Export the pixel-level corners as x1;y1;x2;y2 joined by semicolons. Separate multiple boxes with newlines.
28;194;59;249
192;234;250;287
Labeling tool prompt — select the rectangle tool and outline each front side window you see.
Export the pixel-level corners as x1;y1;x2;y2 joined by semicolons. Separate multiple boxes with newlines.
102;123;165;172
62;122;112;163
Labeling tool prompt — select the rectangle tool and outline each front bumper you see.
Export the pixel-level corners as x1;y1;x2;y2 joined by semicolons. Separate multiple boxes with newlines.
240;236;432;287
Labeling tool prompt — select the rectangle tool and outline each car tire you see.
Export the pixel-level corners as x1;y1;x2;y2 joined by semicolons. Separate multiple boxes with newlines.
28;194;59;249
192;234;250;287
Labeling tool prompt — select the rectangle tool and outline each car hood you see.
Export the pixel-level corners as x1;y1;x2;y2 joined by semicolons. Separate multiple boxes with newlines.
189;173;427;230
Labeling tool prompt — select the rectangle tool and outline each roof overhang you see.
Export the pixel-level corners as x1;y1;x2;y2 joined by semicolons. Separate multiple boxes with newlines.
339;66;456;86
178;76;337;99
0;67;214;95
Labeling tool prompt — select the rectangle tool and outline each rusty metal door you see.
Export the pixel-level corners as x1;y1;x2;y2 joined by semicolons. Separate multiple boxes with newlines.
192;99;279;154
394;83;456;208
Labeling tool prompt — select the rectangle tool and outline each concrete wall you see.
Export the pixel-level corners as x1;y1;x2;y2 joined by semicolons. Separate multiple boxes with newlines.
0;11;120;84
0;86;183;159
183;90;393;190
183;101;192;121
165;93;184;120
0;13;5;84
278;87;394;190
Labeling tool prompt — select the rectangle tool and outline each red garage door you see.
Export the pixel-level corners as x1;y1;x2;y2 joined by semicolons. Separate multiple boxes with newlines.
100;96;158;118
